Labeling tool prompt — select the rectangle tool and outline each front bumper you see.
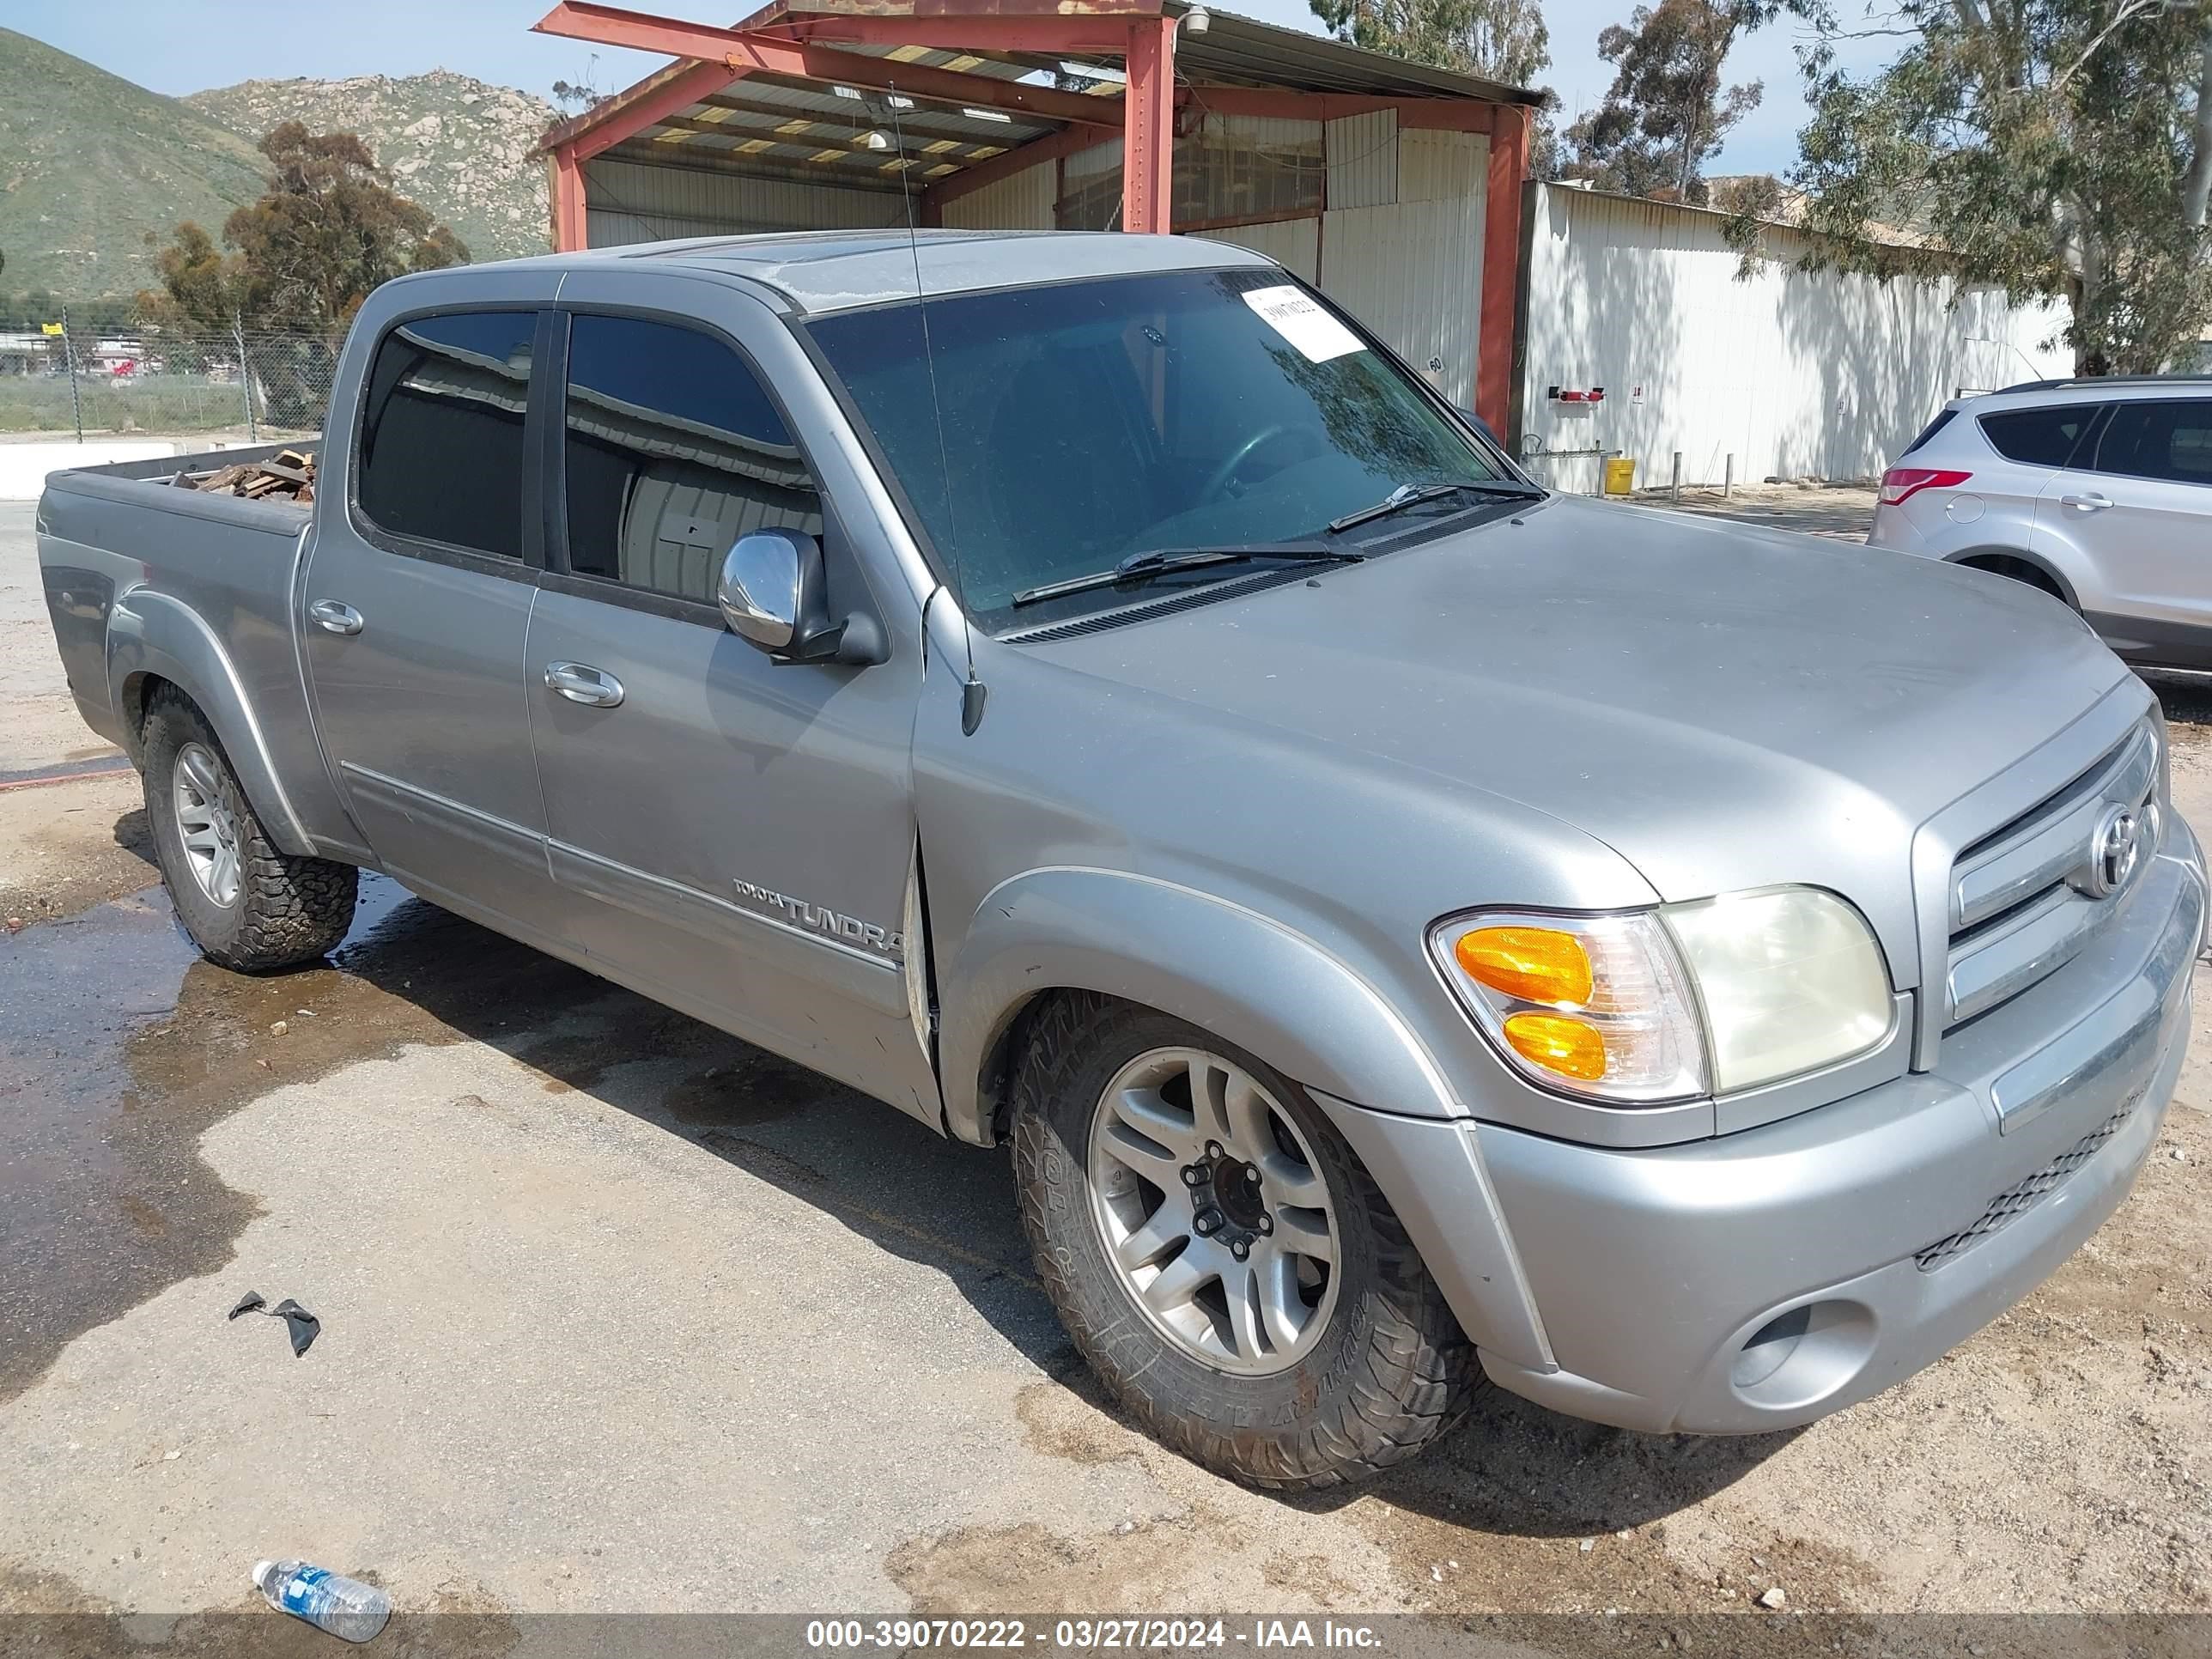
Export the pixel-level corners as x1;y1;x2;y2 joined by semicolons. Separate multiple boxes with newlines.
1462;823;2203;1434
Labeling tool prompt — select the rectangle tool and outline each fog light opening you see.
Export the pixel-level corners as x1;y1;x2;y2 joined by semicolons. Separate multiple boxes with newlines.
1730;1305;1812;1390
1727;1299;1876;1410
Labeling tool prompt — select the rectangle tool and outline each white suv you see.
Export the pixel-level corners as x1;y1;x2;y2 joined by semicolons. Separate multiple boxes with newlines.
1868;377;2212;669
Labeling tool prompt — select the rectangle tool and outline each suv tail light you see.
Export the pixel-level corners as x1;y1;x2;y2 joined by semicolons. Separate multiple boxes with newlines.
1879;466;1972;506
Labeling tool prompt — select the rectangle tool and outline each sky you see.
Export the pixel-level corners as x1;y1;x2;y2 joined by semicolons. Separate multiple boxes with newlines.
6;0;1894;177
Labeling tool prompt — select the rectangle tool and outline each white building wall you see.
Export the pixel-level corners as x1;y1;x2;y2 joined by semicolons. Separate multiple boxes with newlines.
1518;183;2073;493
939;161;1054;230
1318;130;1486;406
582;155;904;246
1191;218;1319;283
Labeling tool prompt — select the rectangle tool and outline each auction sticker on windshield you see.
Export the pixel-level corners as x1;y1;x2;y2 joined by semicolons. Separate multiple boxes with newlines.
1242;285;1364;362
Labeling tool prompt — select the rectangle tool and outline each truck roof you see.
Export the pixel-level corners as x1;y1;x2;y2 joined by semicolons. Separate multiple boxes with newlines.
508;228;1276;316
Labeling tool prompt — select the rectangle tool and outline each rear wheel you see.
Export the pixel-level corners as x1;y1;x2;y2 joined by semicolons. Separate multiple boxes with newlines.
1959;553;2066;603
1012;993;1477;1490
143;687;359;971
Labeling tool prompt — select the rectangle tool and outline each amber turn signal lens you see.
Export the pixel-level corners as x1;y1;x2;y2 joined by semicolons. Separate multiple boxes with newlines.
1455;926;1595;1006
1502;1012;1607;1081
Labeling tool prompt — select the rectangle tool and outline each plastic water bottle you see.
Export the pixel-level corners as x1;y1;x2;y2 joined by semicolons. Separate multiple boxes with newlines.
252;1559;391;1644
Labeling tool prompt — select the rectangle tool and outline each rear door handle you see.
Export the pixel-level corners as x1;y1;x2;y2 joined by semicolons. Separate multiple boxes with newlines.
2058;491;2113;512
307;599;364;635
544;661;625;708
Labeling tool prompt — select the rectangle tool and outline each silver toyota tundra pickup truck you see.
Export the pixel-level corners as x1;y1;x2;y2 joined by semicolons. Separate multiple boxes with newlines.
38;231;2204;1490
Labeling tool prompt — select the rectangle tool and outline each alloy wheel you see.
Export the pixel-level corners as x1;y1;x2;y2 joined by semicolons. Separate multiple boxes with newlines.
1087;1046;1340;1376
172;742;242;908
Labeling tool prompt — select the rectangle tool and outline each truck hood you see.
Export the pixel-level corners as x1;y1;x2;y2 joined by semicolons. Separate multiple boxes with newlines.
1020;494;2132;984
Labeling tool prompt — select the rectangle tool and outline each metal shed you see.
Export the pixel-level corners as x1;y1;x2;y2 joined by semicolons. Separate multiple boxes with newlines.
532;0;1540;427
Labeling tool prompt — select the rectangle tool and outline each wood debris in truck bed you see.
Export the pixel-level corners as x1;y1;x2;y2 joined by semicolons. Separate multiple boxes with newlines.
168;449;318;503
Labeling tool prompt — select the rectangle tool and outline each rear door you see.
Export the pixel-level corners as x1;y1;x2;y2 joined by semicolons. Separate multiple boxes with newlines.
301;300;562;934
522;282;935;1120
2036;397;2212;660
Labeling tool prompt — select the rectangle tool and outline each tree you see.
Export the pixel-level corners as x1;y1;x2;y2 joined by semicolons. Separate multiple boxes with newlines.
1562;0;1763;202
138;222;246;337
141;123;468;340
1310;0;1559;169
1750;0;2212;372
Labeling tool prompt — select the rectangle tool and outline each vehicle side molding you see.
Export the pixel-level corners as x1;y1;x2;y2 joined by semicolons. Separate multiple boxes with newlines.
106;589;315;854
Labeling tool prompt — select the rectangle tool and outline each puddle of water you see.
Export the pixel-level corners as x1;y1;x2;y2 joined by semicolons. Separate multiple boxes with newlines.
0;872;607;1403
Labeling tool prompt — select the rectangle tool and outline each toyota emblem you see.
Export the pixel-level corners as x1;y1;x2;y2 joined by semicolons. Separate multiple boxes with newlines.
2083;803;2146;899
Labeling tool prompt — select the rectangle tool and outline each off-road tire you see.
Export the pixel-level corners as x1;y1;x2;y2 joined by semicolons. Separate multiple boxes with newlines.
1012;992;1479;1491
143;686;358;971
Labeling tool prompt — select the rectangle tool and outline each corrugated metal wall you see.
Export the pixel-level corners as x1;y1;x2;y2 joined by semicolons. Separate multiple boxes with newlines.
1191;217;1319;282
1518;183;2075;491
1324;109;1396;212
1318;130;1486;405
939;161;1054;231
582;156;904;246
584;126;1492;409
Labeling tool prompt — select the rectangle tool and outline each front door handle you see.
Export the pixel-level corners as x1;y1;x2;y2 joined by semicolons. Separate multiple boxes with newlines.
307;599;363;635
2058;491;2113;512
544;661;625;708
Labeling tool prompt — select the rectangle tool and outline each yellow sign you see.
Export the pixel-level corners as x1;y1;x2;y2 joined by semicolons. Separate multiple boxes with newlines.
40;322;64;336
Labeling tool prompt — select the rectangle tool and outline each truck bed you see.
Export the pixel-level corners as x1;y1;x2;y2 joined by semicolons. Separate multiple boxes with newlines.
44;438;322;532
36;435;343;856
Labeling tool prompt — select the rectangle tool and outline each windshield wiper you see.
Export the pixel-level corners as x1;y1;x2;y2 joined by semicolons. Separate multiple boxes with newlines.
1326;479;1544;535
1010;543;1365;608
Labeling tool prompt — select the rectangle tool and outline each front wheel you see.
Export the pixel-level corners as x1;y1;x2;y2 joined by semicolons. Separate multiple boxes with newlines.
1012;994;1478;1490
143;687;359;971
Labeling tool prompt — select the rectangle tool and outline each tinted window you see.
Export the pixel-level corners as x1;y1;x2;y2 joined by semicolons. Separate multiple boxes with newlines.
561;315;822;605
357;311;535;558
807;269;1507;629
1899;407;1956;457
1978;404;2099;468
2094;399;2212;485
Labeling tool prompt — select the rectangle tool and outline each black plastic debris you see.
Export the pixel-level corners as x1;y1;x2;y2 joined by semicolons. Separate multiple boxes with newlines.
228;1291;320;1357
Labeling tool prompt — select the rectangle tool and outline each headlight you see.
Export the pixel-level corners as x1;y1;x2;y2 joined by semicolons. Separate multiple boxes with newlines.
1430;887;1892;1105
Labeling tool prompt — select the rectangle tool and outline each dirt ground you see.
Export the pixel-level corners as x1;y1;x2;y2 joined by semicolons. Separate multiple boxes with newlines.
2;500;2210;1648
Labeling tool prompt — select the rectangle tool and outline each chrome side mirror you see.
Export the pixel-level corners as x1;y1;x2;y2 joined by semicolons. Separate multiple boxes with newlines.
718;530;812;653
715;529;885;665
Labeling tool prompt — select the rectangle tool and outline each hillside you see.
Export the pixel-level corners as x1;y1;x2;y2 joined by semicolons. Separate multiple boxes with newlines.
185;72;556;268
0;27;270;298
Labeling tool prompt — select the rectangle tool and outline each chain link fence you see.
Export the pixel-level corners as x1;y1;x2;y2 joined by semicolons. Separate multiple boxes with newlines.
0;313;343;441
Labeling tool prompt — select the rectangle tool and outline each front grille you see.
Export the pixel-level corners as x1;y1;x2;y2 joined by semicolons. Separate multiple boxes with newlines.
1942;721;2159;1030
1914;1094;2139;1272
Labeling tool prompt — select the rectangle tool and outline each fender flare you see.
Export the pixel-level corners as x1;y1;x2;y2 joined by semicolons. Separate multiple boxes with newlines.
106;589;315;855
1943;544;2080;609
937;865;1555;1374
941;866;1461;1142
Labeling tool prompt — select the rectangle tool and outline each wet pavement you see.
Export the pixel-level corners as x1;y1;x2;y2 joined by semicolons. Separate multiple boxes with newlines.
0;875;595;1401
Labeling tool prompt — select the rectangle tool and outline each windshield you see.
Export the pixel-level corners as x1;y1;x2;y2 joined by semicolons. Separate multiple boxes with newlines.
805;268;1521;630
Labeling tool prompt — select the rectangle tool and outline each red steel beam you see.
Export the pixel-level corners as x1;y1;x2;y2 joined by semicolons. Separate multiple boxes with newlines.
552;143;589;247
1476;101;1528;434
781;15;1135;54
924;121;1101;211
1121;15;1175;234
534;2;1121;132
544;57;751;162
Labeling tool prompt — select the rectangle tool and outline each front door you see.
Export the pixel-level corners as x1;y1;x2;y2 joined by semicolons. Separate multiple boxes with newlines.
524;297;934;1120
302;302;560;932
2037;398;2212;659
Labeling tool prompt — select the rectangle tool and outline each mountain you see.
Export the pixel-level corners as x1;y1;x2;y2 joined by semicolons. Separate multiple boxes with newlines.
0;27;270;298
185;72;557;268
